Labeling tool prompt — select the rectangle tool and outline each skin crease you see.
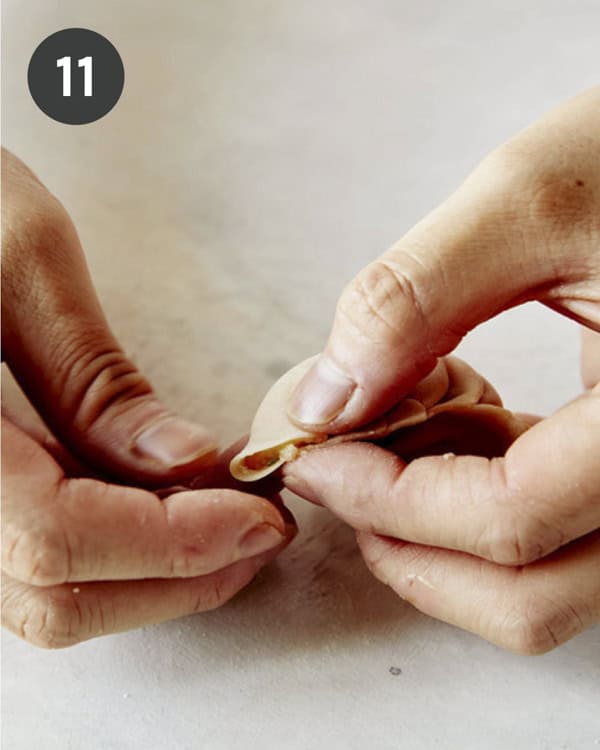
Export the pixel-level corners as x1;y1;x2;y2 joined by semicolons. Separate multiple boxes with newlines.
1;148;296;648
284;87;600;654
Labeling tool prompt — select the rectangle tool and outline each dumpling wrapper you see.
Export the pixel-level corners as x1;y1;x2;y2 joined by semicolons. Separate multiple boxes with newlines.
230;355;526;482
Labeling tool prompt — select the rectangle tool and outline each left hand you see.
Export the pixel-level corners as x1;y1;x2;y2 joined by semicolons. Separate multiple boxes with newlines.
1;149;295;648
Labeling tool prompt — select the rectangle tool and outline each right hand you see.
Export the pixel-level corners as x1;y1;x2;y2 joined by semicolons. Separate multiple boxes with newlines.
1;148;295;649
288;87;600;431
284;88;600;653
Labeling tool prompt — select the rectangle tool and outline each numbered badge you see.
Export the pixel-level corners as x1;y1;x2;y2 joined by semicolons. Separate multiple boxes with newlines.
28;28;124;125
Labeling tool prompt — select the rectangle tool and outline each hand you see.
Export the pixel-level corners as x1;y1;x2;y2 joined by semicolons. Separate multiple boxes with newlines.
1;149;295;648
284;88;600;654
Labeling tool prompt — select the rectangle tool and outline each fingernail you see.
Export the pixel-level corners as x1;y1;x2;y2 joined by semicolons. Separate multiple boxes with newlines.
238;523;285;558
134;416;216;467
288;356;356;425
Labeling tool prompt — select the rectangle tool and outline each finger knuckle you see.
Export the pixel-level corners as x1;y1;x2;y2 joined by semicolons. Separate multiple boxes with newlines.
499;594;585;656
480;507;564;566
2;523;71;586
190;574;231;613
363;537;434;590
360;537;397;575
16;589;89;649
55;339;153;432
163;499;215;579
337;260;429;347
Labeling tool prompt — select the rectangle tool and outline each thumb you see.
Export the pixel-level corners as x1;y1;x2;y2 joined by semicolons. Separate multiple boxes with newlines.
2;154;216;484
288;88;600;432
288;151;555;431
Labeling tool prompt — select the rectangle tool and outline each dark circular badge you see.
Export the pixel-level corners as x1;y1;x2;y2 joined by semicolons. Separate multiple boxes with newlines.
27;28;124;125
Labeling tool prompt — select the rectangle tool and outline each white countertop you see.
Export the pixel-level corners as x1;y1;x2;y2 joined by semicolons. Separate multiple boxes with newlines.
2;1;599;748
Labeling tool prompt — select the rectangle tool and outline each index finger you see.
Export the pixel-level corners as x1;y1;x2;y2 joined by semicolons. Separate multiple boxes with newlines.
284;385;600;566
2;417;290;585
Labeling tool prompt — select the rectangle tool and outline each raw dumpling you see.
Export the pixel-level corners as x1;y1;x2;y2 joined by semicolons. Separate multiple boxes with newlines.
230;355;526;481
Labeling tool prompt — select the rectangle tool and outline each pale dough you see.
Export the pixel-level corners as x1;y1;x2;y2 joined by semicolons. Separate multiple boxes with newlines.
230;355;527;481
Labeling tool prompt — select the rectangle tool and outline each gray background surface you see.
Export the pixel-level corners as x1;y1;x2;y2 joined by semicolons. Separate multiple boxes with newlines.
2;1;599;748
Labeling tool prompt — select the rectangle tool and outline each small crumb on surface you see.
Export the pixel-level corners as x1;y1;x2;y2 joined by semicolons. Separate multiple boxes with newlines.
442;452;454;461
72;587;80;594
389;666;402;676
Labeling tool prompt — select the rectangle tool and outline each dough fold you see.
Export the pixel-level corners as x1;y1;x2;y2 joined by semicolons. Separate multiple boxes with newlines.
230;355;526;481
